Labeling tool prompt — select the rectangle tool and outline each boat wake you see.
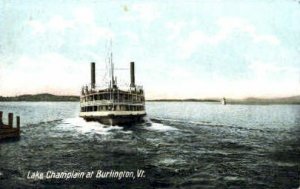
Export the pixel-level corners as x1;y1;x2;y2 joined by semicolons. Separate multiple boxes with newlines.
58;117;123;135
144;122;178;132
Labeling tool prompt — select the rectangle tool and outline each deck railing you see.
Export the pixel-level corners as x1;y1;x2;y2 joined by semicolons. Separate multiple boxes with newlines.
80;100;145;107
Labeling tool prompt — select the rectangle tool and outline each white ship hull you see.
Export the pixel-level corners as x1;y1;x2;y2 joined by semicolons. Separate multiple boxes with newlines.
80;111;146;126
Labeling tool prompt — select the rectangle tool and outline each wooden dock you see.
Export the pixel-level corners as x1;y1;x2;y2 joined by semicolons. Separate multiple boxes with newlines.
0;111;20;141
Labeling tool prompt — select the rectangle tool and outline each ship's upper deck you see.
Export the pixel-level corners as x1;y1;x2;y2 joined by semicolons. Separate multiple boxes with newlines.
80;61;146;113
80;84;145;106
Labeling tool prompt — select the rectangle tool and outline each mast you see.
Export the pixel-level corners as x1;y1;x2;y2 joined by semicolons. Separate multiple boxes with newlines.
109;38;115;87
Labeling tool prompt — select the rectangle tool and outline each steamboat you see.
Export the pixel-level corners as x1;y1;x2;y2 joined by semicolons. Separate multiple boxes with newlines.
79;53;146;125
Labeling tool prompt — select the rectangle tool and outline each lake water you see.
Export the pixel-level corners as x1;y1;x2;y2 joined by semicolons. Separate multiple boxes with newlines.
0;102;299;188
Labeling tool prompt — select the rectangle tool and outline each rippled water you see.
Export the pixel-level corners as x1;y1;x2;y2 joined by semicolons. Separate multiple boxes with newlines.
0;102;299;188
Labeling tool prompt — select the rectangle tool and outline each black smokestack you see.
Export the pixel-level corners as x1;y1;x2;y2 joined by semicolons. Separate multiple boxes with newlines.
91;62;95;88
130;62;135;87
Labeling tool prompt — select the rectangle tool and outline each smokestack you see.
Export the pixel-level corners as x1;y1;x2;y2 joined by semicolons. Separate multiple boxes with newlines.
130;62;135;87
91;62;96;88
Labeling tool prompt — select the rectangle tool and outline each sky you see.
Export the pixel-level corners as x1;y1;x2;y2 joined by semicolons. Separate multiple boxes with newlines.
0;0;300;99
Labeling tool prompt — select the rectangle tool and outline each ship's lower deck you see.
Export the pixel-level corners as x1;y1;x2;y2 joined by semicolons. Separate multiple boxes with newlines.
80;111;146;126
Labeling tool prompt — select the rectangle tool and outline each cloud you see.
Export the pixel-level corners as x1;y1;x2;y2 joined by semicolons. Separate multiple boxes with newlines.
27;7;113;46
121;31;139;44
73;7;94;24
180;17;280;58
28;7;95;35
248;60;299;79
121;3;160;23
132;3;160;23
28;16;73;34
0;53;89;96
166;21;185;40
218;18;279;45
28;20;46;34
248;60;280;78
81;25;113;46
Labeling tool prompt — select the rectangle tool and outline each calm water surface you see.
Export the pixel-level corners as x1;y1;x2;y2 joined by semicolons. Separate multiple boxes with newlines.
0;102;299;188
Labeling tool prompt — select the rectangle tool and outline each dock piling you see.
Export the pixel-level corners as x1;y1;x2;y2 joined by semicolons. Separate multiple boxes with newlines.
0;112;21;141
0;111;3;125
17;116;20;129
8;113;13;128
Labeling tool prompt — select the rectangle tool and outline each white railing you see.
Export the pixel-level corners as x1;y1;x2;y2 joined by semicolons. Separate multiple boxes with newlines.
80;100;145;107
80;83;144;95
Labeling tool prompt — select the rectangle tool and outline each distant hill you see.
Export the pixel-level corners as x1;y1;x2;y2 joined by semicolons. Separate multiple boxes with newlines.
147;99;219;102
147;96;300;104
226;96;300;105
1;93;299;104
0;93;79;102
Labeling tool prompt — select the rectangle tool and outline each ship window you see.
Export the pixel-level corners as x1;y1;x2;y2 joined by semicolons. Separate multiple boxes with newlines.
103;94;108;100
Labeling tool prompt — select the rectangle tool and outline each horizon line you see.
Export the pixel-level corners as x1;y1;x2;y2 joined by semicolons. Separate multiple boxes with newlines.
0;92;299;100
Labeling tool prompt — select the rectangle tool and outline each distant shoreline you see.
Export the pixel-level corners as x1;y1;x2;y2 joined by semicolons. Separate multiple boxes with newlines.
148;98;300;104
0;93;299;104
147;99;219;102
0;93;79;102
